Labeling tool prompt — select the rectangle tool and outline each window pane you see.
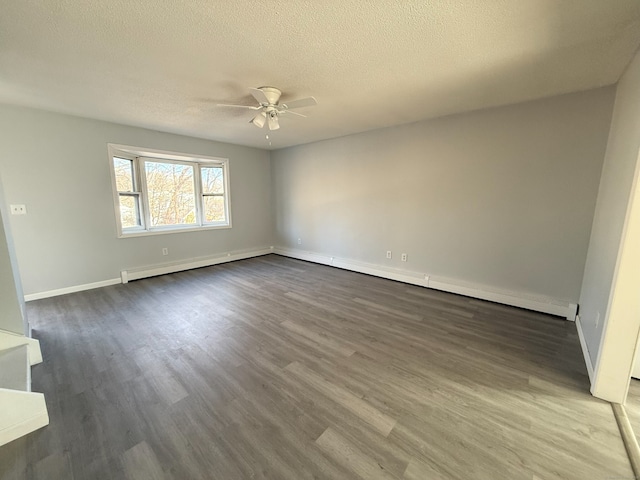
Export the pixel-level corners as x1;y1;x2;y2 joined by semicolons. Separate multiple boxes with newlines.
201;166;224;194
203;196;225;223
119;194;141;228
144;161;196;226
113;157;134;192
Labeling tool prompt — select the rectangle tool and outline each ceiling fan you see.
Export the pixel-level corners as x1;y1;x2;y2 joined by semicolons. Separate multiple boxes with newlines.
217;87;317;131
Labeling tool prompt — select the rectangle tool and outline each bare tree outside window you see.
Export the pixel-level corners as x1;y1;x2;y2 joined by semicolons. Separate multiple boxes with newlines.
113;157;141;228
201;166;225;222
144;161;196;226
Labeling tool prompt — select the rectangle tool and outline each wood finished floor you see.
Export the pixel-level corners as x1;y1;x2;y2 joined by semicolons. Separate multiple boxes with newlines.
0;254;631;479
626;379;640;446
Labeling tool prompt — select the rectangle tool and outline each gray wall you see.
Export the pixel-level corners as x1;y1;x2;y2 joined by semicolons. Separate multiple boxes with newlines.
272;88;615;304
579;49;640;367
0;105;273;295
0;175;27;334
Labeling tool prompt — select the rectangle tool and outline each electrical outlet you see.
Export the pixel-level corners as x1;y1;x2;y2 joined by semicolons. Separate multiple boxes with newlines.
297;238;302;245
401;253;407;262
10;204;27;215
386;250;392;259
162;248;168;256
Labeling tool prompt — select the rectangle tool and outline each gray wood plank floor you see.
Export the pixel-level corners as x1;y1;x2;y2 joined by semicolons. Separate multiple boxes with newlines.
625;379;640;445
0;254;631;479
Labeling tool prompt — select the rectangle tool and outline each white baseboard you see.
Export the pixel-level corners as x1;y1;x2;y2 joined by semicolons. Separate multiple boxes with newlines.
273;247;573;319
277;248;430;288
122;246;273;283
575;314;594;382
24;246;574;320
24;278;121;302
427;278;571;318
24;247;273;301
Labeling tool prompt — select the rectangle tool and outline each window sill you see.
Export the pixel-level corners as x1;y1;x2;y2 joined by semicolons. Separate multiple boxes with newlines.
118;223;231;238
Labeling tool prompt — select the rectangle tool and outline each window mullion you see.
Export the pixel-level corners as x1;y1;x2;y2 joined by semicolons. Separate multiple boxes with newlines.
137;157;152;230
223;163;230;225
193;162;204;226
129;160;144;230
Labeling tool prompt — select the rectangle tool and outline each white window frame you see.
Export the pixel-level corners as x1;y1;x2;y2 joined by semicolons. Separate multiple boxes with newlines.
108;143;232;238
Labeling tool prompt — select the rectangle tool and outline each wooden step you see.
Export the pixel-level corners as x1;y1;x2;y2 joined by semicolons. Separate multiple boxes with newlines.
0;329;42;365
0;344;48;446
0;389;49;447
0;345;29;392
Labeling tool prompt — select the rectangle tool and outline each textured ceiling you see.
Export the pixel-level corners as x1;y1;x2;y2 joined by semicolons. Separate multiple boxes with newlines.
1;1;640;150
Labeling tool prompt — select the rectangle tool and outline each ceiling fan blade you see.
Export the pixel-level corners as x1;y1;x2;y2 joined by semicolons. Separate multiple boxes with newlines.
281;96;317;110
268;114;280;131
280;110;306;118
249;88;271;105
217;103;261;110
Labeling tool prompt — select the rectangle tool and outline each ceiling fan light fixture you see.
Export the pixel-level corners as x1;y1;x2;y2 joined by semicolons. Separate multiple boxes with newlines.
251;111;267;128
220;86;317;131
268;113;280;131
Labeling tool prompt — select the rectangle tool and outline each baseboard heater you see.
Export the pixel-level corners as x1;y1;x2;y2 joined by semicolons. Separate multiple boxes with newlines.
121;247;273;283
273;247;577;320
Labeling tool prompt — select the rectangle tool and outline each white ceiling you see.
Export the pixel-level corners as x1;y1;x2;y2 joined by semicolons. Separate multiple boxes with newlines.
1;1;640;150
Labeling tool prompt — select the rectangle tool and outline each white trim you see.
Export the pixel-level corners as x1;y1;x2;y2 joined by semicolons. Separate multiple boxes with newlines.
277;248;430;288
24;247;273;300
117;223;232;239
575;315;594;382
591;146;640;403
108;143;228;164
23;247;273;301
427;278;568;317
122;247;272;282
107;143;232;238
593;306;609;393
273;247;573;318
24;278;121;302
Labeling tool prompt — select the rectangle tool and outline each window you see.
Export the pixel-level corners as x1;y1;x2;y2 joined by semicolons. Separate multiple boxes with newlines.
109;144;230;237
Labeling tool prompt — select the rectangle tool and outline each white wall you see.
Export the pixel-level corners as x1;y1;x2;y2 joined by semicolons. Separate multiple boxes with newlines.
579;48;640;402
0;105;273;296
0;175;26;334
272;88;615;308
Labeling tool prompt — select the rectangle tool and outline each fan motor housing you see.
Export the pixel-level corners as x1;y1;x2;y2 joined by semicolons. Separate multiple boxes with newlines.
259;87;282;105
